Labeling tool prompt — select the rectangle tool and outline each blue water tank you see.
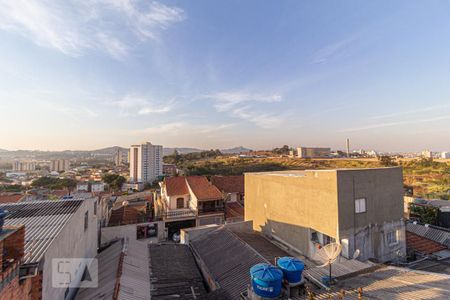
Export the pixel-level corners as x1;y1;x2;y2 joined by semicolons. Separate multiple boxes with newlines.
250;263;283;298
276;257;305;284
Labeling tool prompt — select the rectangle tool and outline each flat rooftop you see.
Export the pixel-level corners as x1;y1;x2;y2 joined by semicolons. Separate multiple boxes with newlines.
246;167;400;177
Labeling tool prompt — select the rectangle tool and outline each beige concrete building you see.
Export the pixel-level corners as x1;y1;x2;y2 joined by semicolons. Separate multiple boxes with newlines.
297;147;331;158
245;167;406;263
129;142;162;183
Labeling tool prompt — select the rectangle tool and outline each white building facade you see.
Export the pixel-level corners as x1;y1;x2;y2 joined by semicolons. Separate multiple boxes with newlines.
129;142;163;183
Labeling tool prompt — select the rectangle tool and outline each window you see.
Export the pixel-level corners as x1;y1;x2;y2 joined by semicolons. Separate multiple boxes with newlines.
176;198;184;209
84;211;89;231
387;231;398;245
355;198;366;213
311;231;319;243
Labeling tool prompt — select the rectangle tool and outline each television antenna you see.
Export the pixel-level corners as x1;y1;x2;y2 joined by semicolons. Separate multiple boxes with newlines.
313;243;342;287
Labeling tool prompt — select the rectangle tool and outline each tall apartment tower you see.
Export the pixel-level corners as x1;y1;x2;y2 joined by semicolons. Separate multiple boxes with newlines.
129;142;163;183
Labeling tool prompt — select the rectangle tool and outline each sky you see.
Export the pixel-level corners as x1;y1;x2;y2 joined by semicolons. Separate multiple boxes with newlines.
1;1;450;152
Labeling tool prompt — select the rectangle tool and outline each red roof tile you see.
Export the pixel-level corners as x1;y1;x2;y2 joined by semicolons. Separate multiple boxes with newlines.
0;193;23;204
108;204;147;226
211;175;244;194
225;202;244;219
186;176;223;201
164;176;189;196
406;231;447;255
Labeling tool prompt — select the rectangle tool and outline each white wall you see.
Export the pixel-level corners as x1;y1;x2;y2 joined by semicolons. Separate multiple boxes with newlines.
41;199;98;300
101;221;165;245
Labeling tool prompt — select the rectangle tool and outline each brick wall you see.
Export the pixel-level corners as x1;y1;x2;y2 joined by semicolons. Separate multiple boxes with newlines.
0;275;33;300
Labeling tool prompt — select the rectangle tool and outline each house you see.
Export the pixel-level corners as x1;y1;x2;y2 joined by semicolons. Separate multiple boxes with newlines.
77;182;89;192
157;176;225;237
90;182;105;193
0;225;35;300
210;175;244;204
245;168;406;263
0;198;98;300
163;163;177;176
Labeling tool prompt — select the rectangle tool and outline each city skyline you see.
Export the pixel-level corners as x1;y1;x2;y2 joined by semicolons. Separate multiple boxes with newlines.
1;1;450;151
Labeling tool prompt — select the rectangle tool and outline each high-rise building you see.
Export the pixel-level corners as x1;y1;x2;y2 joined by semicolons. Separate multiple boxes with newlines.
441;152;450;159
129;142;163;183
12;160;37;171
114;148;129;166
49;159;70;172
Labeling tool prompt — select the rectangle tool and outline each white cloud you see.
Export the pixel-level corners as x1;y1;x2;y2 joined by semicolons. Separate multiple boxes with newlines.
0;0;185;58
202;91;283;128
340;115;450;133
135;122;234;136
111;94;174;116
204;91;282;112
310;36;356;65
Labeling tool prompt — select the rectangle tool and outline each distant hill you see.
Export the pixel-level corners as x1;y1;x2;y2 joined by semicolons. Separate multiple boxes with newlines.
221;146;252;154
92;146;128;155
0;148;8;153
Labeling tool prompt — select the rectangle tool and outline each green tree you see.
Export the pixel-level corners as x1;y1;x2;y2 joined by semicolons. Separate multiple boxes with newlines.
102;174;126;192
378;155;397;167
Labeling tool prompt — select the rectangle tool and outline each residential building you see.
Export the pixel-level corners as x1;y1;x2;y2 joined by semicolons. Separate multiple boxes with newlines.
210;175;245;203
90;182;105;193
49;159;70;172
129;142;163;183
0;198;98;300
12;160;36;172
245;167;406;262
162;163;177;176
441;151;450;159
421;150;432;158
297;147;331;158
77;182;89;192
114;148;129;166
157;176;225;237
0;225;34;300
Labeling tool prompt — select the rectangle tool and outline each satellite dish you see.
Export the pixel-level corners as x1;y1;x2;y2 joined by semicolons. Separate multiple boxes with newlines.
313;243;342;287
353;249;360;260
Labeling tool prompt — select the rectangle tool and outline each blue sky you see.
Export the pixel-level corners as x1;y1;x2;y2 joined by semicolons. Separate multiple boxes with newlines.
1;1;450;151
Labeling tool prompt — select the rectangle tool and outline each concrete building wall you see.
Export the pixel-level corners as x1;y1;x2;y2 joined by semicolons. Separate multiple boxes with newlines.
41;198;98;300
101;221;165;245
297;147;331;158
337;168;405;262
245;168;405;262
245;171;339;256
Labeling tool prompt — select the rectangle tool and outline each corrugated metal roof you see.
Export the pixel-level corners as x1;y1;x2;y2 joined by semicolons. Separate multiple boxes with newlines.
407;222;450;248
75;241;122;300
190;228;267;300
333;266;450;300
149;243;207;299
118;240;150;300
0;199;83;264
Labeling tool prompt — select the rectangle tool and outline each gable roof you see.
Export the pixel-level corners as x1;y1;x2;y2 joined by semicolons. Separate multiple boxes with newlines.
164;176;189;196
211;176;244;194
186;176;222;201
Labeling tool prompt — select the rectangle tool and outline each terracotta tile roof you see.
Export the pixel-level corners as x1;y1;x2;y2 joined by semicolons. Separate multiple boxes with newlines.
0;193;24;204
164;177;189;196
108;205;148;226
406;231;447;255
186;176;223;201
210;175;244;194
225;202;244;219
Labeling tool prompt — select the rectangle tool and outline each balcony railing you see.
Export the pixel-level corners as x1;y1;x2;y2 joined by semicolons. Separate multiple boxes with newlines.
198;207;225;215
164;208;196;219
